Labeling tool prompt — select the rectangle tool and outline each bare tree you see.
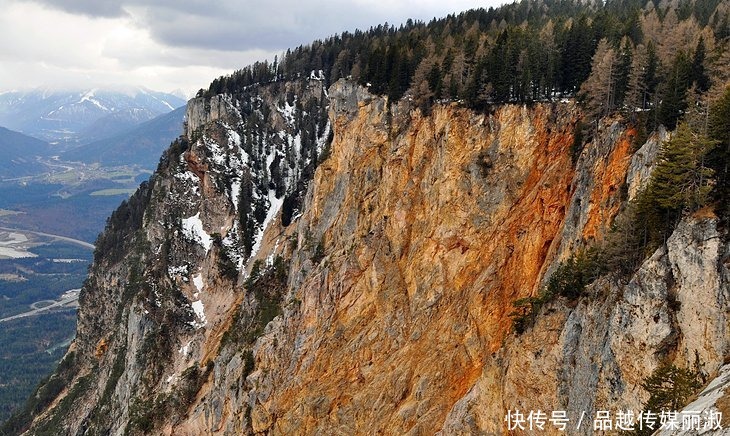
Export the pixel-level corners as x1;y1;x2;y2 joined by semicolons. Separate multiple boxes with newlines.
579;39;617;126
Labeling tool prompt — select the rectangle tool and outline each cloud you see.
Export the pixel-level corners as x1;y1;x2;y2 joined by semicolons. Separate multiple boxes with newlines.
1;0;503;94
24;0;127;17
19;0;497;51
0;1;270;94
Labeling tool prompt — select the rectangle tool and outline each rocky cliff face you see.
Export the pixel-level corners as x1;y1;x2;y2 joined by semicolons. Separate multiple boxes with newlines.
17;79;729;436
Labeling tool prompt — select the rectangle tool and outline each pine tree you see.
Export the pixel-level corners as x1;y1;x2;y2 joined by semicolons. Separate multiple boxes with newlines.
644;42;660;100
625;44;649;111
427;62;443;99
613;36;634;108
658;51;692;129
539;20;559;99
634;121;715;249
642;363;703;412
648;122;715;212
488;29;512;102
411;56;436;111
560;15;596;94
707;85;730;219
691;36;710;93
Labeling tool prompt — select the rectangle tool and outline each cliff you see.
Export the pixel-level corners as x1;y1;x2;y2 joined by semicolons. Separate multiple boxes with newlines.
11;79;729;436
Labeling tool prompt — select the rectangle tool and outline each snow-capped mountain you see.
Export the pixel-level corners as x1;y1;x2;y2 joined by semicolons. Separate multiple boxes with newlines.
0;87;186;148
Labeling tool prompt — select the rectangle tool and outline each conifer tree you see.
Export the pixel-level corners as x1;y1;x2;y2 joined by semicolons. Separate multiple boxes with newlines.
642;363;703;413
625;44;649;111
411;57;436;111
613;36;634;108
560;15;595;94
691;36;710;93
707;85;730;218
658;51;692;129
648;122;715;212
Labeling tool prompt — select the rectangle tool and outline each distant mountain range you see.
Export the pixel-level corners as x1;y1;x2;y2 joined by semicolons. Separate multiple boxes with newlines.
63;106;186;168
0;104;185;179
0;87;186;148
0;127;50;178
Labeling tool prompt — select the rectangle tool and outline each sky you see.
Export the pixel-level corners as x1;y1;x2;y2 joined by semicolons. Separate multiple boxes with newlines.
0;0;506;97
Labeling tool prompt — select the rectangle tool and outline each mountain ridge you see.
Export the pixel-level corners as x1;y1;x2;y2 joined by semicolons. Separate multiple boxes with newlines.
0;88;185;148
62;106;186;169
0;127;50;179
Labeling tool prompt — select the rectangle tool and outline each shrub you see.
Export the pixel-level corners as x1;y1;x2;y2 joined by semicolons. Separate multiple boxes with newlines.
509;296;545;335
643;363;703;411
544;250;603;300
510;251;602;334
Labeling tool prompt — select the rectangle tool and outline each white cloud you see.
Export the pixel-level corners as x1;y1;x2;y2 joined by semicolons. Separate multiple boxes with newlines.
0;0;506;95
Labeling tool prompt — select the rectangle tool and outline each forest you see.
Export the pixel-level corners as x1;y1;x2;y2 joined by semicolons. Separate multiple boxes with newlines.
202;0;728;122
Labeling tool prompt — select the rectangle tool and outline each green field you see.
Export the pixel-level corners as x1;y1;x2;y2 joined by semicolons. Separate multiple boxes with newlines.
89;188;137;196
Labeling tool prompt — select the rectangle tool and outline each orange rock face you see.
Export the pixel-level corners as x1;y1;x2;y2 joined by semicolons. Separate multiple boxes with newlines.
582;127;635;242
245;93;584;434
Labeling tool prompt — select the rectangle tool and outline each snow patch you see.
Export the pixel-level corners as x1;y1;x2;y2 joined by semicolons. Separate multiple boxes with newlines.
292;132;302;157
78;89;110;111
222;224;245;271
174;171;200;196
204;136;227;166
144;90;176;111
278;98;297;126
168;264;189;278
152;286;162;307
192;274;204;293
190;300;207;328
316;120;331;155
250;190;284;258
228;129;241;148
266;148;277;172
656;365;730;435
231;179;241;211
181;213;212;252
266;237;281;266
178;340;192;356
